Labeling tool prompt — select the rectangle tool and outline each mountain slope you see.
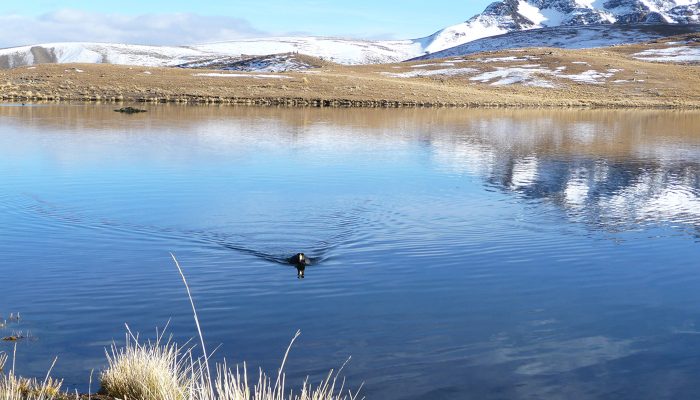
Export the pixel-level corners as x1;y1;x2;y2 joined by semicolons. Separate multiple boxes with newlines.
414;23;700;60
421;0;700;55
0;37;424;69
189;37;423;65
0;43;217;69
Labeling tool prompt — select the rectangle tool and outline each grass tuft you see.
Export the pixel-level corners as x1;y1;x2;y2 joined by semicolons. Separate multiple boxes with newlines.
0;349;63;400
99;255;362;400
3;254;363;400
100;326;195;400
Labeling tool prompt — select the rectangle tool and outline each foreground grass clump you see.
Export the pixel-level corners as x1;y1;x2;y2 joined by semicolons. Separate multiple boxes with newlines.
0;351;63;400
101;328;194;400
100;327;361;400
98;254;362;400
3;255;362;400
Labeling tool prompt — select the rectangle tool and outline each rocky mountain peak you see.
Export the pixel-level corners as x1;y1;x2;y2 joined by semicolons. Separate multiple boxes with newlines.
421;0;699;54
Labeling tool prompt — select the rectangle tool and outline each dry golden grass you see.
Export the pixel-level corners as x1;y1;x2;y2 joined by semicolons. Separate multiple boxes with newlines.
97;255;361;400
100;327;194;400
0;33;698;108
100;328;361;400
0;350;63;400
1;255;360;400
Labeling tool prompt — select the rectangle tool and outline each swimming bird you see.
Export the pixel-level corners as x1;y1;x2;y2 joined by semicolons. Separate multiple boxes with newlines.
288;253;310;279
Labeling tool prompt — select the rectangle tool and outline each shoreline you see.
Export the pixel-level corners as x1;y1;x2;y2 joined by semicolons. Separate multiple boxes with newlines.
3;98;700;110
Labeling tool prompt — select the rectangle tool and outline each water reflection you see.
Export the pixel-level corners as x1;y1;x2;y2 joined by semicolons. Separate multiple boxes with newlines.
429;113;700;234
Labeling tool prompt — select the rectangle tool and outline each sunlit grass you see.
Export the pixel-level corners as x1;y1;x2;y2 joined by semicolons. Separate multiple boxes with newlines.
0;349;63;400
3;254;362;400
100;326;195;400
100;329;361;400
98;254;362;400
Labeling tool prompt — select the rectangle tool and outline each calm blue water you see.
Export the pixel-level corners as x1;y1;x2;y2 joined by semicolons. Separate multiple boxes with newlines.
1;104;700;399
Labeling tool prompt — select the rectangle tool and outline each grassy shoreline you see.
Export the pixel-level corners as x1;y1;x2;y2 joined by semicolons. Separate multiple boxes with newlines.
4;98;700;110
1;36;699;110
5;98;700;111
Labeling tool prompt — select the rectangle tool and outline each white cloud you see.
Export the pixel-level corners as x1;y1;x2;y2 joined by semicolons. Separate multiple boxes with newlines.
0;9;266;48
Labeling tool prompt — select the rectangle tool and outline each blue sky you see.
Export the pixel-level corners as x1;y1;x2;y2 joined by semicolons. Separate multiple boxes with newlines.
0;1;494;47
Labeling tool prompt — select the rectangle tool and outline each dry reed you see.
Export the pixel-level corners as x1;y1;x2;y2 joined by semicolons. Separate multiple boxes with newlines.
0;348;62;400
100;326;195;400
3;253;362;400
99;254;362;400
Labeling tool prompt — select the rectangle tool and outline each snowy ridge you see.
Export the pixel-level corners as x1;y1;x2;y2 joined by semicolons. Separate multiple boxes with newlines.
420;0;700;56
189;37;423;65
414;23;700;60
0;37;424;69
0;42;216;69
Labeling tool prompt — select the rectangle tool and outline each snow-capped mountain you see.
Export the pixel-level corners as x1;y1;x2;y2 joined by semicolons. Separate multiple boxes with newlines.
0;0;699;69
190;37;423;65
413;23;700;60
423;0;700;54
0;37;424;69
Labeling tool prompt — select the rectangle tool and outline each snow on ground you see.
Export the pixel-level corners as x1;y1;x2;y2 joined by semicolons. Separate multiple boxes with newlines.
388;61;622;87
633;46;700;62
558;69;615;84
470;67;557;87
475;56;540;63
192;73;291;79
411;62;457;68
382;67;479;78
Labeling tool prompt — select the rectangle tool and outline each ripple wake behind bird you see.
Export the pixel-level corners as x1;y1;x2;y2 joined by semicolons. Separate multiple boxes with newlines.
4;194;381;269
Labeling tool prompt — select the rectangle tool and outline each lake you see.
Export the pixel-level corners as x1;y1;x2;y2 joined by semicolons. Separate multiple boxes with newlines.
1;104;700;400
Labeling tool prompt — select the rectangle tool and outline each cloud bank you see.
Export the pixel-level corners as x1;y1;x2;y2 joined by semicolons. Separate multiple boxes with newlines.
0;10;266;48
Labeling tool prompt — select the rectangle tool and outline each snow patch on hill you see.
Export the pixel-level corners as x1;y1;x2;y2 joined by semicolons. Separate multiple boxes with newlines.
381;67;479;78
192;72;292;79
176;53;321;72
378;58;624;88
634;43;700;61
